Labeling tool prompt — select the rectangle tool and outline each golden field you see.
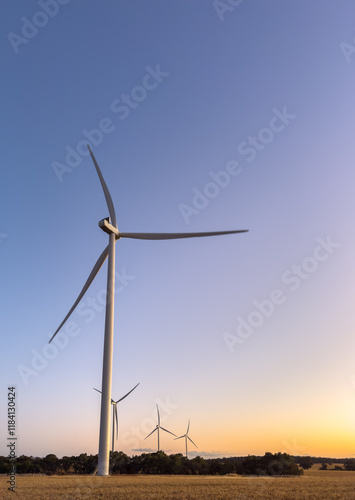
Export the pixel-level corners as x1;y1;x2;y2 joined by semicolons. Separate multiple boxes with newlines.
1;467;355;499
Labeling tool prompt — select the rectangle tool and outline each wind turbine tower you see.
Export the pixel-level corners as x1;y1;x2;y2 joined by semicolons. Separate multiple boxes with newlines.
94;383;139;453
175;419;197;459
49;146;248;475
144;405;176;452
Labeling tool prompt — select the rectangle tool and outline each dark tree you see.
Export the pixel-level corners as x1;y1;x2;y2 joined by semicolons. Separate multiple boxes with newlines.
242;452;303;476
344;459;355;471
111;451;130;474
41;454;59;474
297;456;313;470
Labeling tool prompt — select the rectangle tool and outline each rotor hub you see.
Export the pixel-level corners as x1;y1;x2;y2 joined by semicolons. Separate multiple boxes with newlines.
99;217;119;237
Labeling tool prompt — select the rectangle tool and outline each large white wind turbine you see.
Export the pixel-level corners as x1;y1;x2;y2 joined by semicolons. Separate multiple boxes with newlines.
175;419;197;459
93;383;139;454
144;404;176;452
49;145;248;475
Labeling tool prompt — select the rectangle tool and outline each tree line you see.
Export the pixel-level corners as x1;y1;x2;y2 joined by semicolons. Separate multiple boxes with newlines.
0;452;354;476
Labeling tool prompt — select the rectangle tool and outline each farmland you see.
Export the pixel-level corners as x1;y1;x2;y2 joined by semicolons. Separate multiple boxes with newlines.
1;467;355;499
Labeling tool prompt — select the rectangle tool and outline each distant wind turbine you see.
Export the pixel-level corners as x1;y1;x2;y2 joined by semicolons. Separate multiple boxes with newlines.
93;383;139;453
175;419;197;459
144;405;176;451
48;145;248;475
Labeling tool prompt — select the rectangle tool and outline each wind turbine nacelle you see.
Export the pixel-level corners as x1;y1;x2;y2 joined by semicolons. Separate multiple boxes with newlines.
99;218;119;237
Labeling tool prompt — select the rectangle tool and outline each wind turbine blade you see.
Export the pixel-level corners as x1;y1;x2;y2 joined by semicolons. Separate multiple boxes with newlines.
87;145;117;228
187;420;190;434
144;428;157;440
49;246;109;343
157;405;160;426
174;435;184;440
115;382;140;403
93;387;114;403
160;427;176;437
114;405;118;440
119;230;248;240
187;436;197;447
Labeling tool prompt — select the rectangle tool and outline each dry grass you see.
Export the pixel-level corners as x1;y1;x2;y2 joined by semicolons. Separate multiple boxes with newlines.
1;468;355;499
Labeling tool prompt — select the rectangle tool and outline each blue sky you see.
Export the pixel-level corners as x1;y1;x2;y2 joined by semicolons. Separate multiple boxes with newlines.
1;0;355;460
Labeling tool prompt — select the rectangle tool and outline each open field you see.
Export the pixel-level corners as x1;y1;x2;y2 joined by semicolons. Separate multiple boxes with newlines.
1;468;355;499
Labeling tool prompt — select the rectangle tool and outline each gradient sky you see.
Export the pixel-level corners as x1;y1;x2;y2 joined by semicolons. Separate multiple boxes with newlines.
1;1;355;460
